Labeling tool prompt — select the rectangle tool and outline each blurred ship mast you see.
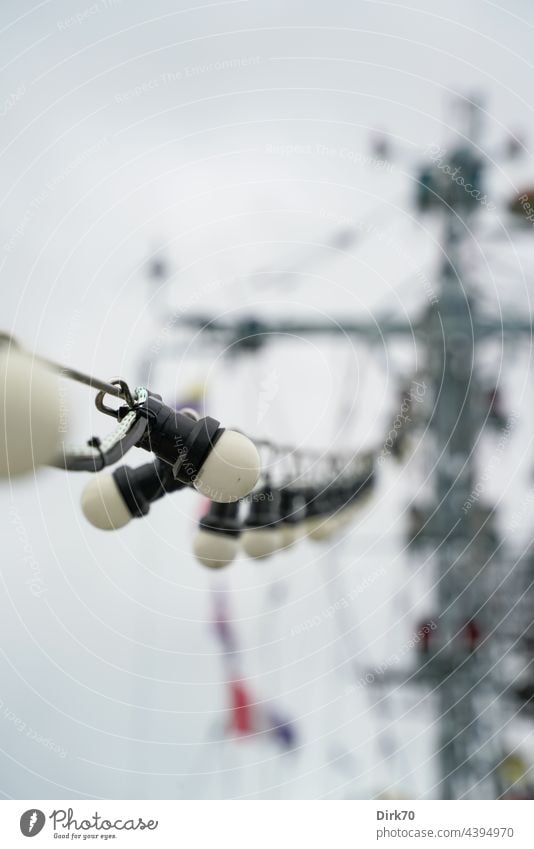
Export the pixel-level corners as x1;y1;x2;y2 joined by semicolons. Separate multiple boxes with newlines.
428;208;503;800
413;96;522;799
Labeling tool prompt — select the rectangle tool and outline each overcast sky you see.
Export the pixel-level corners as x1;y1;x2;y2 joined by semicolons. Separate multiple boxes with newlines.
2;0;534;800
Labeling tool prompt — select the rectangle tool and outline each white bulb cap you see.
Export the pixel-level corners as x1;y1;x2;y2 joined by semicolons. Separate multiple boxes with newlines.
308;517;338;541
193;529;239;569
242;528;282;559
335;508;353;529
81;474;132;530
350;492;372;515
0;347;62;477
303;516;324;537
194;430;260;503
279;524;303;549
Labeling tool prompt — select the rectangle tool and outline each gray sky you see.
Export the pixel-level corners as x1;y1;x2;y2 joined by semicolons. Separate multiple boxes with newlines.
2;0;534;800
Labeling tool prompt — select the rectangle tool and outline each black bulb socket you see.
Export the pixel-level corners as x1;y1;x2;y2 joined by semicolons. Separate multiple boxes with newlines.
133;393;224;484
244;487;280;530
279;488;307;526
112;458;187;518
199;501;241;537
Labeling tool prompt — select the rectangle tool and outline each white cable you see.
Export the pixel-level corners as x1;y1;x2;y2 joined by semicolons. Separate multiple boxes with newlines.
63;387;148;460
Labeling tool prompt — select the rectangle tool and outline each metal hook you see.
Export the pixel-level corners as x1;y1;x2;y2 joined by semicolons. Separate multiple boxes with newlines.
95;379;136;418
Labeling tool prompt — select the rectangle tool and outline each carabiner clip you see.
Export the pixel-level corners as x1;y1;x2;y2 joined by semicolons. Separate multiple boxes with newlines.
95;379;135;418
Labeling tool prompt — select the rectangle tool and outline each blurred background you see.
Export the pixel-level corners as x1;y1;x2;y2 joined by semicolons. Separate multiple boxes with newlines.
2;0;534;800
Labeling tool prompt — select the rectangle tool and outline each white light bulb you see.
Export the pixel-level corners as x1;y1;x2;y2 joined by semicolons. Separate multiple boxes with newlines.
193;529;239;569
303;516;323;537
279;524;303;549
308;517;338;541
194;430;260;503
242;528;283;559
81;474;132;530
0;346;62;478
335;508;353;529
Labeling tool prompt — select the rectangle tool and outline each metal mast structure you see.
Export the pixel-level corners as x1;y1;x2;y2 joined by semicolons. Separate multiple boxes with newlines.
411;98;527;799
427;213;503;799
